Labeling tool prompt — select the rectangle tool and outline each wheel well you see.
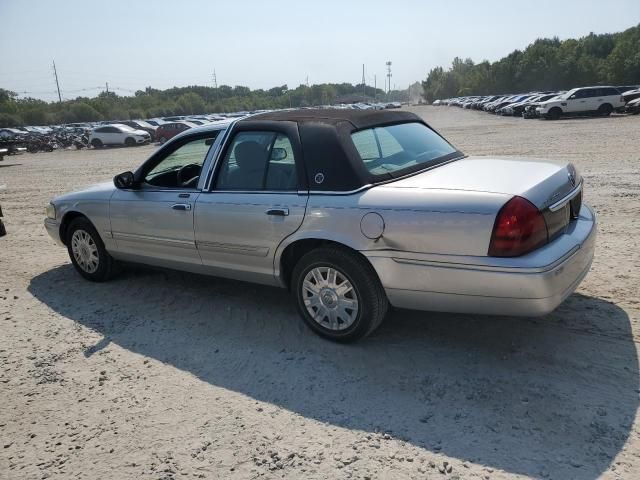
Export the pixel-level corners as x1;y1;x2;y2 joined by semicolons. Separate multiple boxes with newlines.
59;211;88;246
279;239;374;290
550;106;562;112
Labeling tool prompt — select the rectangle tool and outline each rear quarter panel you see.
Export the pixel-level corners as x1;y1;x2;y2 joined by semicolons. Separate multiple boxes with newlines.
276;185;509;265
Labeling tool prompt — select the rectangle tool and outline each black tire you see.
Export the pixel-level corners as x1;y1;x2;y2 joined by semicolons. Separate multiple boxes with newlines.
291;246;389;343
547;107;562;120
124;137;136;147
91;138;103;148
598;103;613;116
66;217;115;282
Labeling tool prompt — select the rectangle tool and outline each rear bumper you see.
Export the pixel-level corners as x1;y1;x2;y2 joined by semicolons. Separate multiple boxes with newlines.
365;204;597;317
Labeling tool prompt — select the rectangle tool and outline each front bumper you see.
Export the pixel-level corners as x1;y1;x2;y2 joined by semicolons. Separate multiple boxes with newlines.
365;204;597;317
45;218;64;246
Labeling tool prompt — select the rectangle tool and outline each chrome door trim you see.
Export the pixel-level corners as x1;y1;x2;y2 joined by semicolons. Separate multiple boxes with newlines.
197;127;229;191
203;120;241;191
112;231;196;248
196;240;269;257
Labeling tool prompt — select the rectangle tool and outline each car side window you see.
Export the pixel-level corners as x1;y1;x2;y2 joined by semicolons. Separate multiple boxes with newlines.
215;131;297;191
144;135;217;189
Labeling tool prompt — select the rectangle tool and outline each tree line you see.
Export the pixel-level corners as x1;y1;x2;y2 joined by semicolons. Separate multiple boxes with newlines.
0;82;411;128
422;23;639;102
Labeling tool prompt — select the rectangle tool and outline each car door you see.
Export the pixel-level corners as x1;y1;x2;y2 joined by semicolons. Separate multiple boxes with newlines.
567;89;589;112
109;133;219;266
194;123;308;285
99;126;117;145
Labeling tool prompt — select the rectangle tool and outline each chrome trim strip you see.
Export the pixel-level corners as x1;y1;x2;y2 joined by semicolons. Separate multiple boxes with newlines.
196;240;269;257
112;231;196;248
200;190;301;195
308;184;373;195
390;245;580;274
548;182;582;212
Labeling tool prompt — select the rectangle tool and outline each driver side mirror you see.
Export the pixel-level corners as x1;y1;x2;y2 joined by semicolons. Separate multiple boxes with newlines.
114;171;136;189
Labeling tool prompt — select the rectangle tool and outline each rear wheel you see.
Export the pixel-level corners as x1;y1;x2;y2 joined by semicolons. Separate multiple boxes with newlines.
66;217;115;282
547;107;562;120
598;103;613;116
124;137;136;147
91;138;103;148
291;247;388;343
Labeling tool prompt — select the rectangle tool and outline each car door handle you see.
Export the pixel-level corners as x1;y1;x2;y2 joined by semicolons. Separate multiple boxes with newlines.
266;208;289;216
171;203;192;211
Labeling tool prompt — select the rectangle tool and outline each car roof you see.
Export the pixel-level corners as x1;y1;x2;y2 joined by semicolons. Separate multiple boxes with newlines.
244;108;421;129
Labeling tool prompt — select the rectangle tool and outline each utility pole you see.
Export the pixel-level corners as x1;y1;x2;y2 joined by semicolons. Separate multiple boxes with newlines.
52;60;62;103
105;82;109;95
212;69;219;101
386;61;392;95
362;64;366;101
374;75;377;100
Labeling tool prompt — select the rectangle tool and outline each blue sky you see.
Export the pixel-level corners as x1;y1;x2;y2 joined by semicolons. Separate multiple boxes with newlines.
1;0;638;101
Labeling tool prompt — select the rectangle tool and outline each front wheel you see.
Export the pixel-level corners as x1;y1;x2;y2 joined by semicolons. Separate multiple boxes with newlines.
124;137;136;147
598;103;613;116
547;107;562;120
291;247;388;342
91;138;103;148
66;217;115;282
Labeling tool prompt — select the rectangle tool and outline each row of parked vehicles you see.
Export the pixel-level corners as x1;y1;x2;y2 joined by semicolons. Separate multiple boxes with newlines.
433;85;640;119
0;102;408;156
0;114;240;155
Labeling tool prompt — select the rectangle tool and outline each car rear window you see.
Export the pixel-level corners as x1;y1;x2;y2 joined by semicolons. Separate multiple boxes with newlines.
351;122;458;176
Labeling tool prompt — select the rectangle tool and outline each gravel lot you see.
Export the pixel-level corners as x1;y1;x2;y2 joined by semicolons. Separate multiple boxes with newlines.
1;106;639;480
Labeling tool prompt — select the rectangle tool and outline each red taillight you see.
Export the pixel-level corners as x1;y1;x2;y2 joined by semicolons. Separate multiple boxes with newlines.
488;196;548;257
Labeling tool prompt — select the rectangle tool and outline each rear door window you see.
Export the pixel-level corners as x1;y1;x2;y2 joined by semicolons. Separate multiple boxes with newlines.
215;131;298;191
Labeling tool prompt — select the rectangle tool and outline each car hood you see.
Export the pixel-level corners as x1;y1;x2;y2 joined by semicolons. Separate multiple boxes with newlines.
53;181;116;203
384;156;579;209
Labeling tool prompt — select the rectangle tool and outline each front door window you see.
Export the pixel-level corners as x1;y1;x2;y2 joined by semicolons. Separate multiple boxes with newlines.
144;136;217;189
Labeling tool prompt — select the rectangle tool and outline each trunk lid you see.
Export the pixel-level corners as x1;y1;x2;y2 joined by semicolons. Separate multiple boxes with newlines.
387;156;580;211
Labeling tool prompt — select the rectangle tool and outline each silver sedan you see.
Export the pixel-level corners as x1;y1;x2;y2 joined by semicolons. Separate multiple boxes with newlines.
45;109;596;342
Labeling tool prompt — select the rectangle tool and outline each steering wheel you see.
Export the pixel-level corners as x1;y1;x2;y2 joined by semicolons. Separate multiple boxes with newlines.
176;163;201;188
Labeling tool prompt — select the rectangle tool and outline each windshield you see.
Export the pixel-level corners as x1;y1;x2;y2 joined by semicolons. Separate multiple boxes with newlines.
351;122;459;176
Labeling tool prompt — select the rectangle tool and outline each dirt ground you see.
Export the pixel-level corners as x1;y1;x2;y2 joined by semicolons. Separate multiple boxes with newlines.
1;106;639;480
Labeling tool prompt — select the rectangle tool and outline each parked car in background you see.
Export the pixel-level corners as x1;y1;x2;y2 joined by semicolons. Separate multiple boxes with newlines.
145;119;166;127
155;121;197;144
0;128;23;138
120;120;157;141
536;86;624;119
89;124;151;148
44;109;595;342
625;97;640;114
0;202;5;238
501;93;559;116
621;88;640;103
